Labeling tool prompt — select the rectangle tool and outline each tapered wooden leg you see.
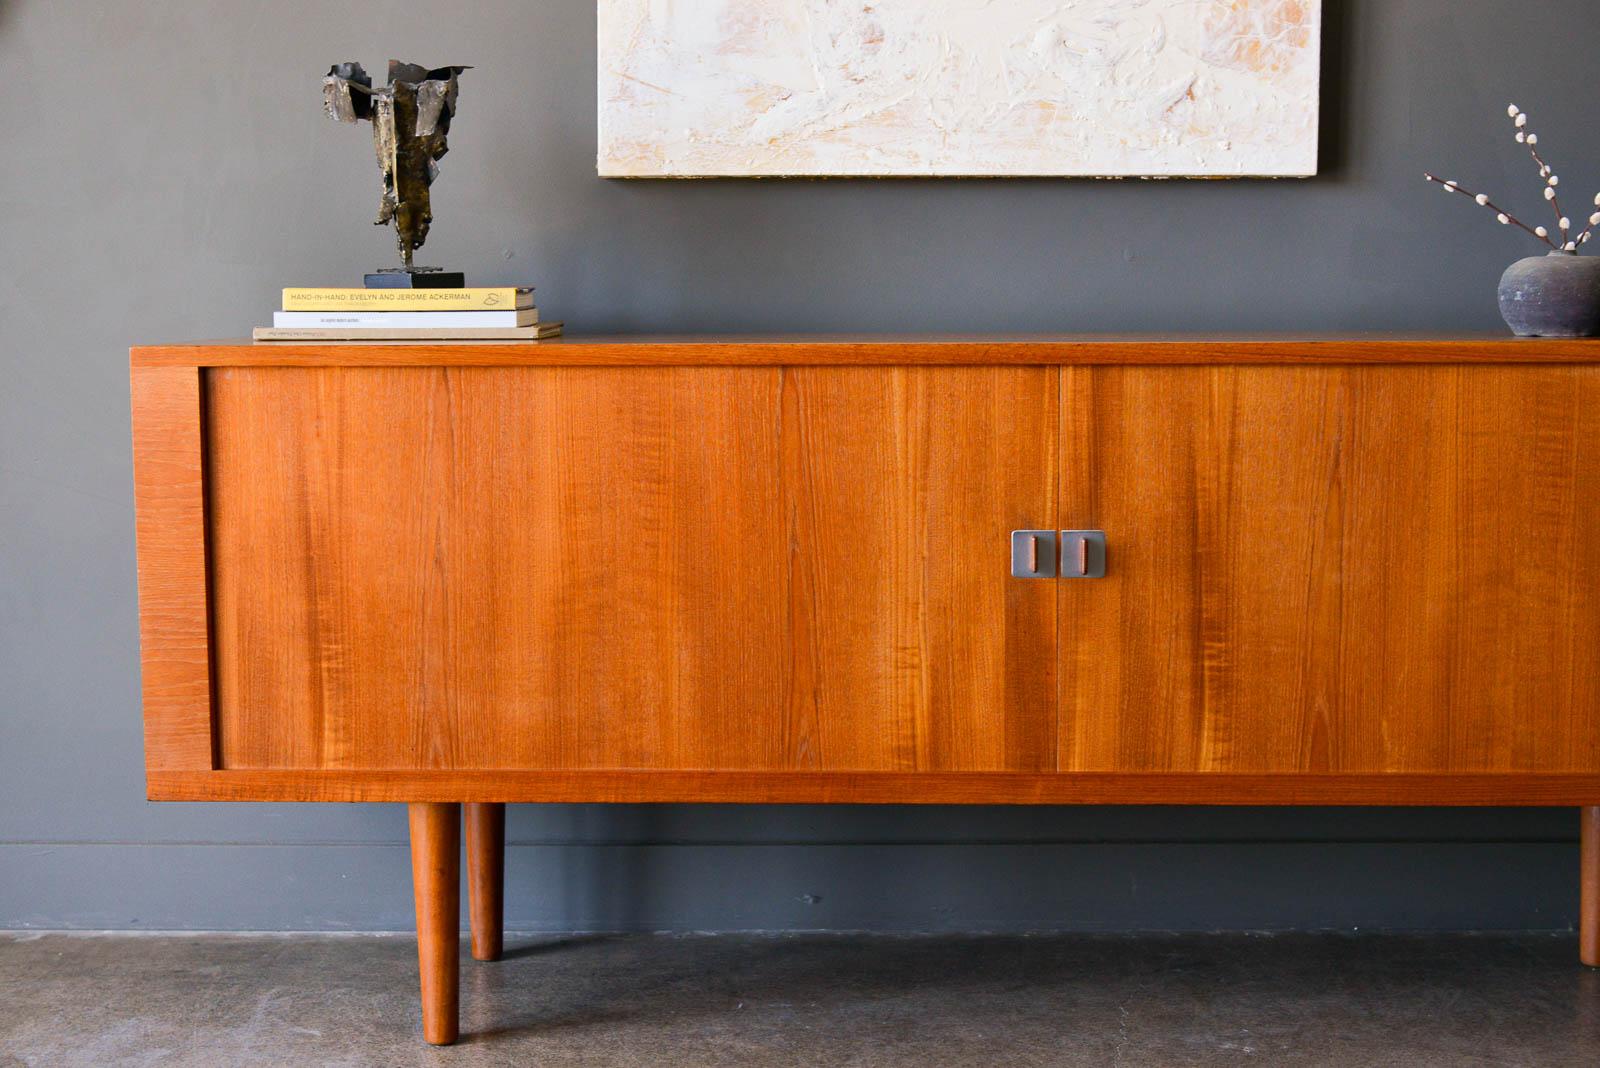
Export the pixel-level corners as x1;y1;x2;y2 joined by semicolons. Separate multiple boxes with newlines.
409;802;460;1045
466;802;506;962
1583;807;1600;967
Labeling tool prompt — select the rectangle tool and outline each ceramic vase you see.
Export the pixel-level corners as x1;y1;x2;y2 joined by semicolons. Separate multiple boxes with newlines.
1498;251;1600;337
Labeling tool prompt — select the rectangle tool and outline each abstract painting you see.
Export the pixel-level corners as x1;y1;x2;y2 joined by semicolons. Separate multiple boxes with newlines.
598;1;1321;178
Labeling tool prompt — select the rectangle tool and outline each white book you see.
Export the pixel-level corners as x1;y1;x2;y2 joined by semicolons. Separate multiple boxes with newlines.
253;322;563;341
273;308;539;328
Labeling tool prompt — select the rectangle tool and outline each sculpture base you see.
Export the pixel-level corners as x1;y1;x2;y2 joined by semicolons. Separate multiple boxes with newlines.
365;268;466;289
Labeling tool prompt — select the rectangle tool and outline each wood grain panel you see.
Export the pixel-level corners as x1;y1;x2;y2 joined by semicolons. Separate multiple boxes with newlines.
133;335;1600;369
782;368;1058;771
208;367;789;770
1060;365;1600;774
146;769;1600;806
130;365;215;770
208;365;1058;773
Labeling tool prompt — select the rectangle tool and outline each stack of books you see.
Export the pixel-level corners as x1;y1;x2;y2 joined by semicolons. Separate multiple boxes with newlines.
254;286;562;341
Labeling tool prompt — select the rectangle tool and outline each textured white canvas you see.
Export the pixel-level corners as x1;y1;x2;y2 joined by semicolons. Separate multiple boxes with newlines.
598;0;1321;177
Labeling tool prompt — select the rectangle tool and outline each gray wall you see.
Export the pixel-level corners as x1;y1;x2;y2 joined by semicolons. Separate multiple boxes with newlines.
2;0;1595;932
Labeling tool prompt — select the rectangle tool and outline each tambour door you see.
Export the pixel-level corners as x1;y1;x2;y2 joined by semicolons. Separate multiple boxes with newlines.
1059;365;1600;775
207;366;789;772
778;367;1059;771
205;365;1058;773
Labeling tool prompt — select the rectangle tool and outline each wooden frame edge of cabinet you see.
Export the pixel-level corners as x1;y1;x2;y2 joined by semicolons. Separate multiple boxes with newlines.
147;770;1600;806
129;335;1600;368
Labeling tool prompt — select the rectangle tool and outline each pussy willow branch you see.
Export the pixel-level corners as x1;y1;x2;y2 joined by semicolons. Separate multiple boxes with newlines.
1529;145;1594;250
1527;144;1569;238
1424;172;1559;249
1572;190;1600;250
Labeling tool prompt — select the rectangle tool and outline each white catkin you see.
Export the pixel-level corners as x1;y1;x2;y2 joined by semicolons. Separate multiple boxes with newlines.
1498;214;1511;224
1537;226;1549;237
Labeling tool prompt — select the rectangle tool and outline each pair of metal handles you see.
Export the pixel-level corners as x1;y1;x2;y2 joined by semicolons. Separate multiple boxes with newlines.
1010;530;1107;580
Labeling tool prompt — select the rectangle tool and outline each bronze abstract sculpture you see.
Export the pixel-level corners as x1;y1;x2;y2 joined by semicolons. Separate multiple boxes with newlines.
323;61;470;275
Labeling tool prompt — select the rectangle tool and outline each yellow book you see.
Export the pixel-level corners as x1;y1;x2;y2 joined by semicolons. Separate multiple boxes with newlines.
282;287;534;311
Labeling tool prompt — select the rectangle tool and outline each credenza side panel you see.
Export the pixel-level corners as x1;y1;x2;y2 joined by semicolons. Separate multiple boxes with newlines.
131;364;217;771
1060;364;1600;774
205;365;1058;773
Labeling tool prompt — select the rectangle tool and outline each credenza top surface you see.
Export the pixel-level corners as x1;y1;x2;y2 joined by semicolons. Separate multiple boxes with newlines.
131;333;1600;368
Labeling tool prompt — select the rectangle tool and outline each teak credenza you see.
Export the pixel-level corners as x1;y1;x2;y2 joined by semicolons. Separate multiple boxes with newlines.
132;335;1600;1044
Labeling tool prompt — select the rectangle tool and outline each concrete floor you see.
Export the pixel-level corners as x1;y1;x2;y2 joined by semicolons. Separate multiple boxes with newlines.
2;933;1599;1066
